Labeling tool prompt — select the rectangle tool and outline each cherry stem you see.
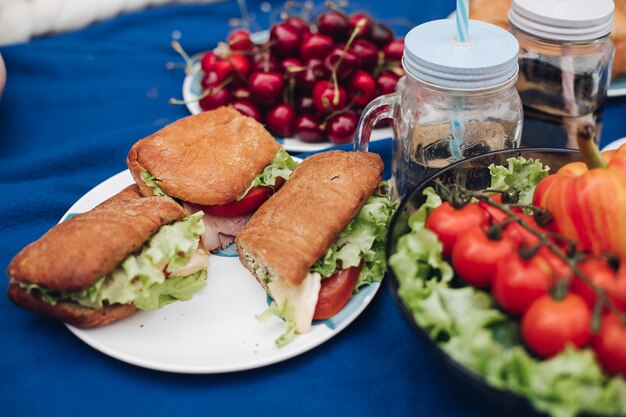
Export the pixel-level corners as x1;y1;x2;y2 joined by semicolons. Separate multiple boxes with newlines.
577;124;607;169
322;97;357;123
170;41;194;75
436;181;626;329
169;76;234;105
329;18;367;105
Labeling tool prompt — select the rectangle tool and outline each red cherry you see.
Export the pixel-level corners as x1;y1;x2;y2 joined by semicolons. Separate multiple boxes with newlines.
281;57;303;73
228;29;254;52
200;87;231;111
294;114;323;143
316;11;350;43
294;58;324;92
251;52;279;73
231;99;261;122
270;22;302;58
299;34;334;62
324;47;361;81
349;13;373;37
376;72;400;95
326;111;359;144
383;39;404;61
312;80;348;115
368;22;394;48
349;70;376;106
296;96;315;114
202;60;234;86
266;103;296;137
227;54;251;79
248;71;285;105
201;52;219;72
351;39;379;71
285;16;311;37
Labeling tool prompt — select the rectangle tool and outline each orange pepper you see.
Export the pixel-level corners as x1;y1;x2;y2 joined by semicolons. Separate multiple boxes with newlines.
533;126;626;259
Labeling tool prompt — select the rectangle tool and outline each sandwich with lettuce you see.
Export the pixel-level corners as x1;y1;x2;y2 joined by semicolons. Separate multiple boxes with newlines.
236;151;396;345
7;185;208;328
127;106;296;253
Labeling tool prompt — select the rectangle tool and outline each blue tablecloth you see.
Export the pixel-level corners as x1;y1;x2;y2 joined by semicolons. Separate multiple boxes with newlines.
1;1;626;416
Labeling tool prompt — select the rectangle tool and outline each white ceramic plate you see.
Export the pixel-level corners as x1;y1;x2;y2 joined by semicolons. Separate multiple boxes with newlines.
601;136;626;151
447;10;626;97
63;169;381;373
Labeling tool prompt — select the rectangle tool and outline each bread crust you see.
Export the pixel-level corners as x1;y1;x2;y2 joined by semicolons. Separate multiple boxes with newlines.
6;185;186;292
236;150;383;287
7;282;137;328
127;106;281;205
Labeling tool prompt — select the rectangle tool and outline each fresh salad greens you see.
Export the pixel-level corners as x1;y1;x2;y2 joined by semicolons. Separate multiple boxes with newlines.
20;212;207;310
257;300;297;347
388;157;626;417
312;183;397;288
141;170;169;198
489;157;550;206
238;148;298;200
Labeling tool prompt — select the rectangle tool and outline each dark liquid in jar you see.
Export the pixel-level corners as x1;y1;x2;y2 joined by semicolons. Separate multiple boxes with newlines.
391;122;517;201
521;106;604;148
517;57;609;148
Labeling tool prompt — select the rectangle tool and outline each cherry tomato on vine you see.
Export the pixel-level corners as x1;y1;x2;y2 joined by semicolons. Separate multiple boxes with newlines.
522;293;592;358
570;258;626;312
592;314;626;376
492;253;553;316
477;195;541;246
451;226;516;288
425;202;487;257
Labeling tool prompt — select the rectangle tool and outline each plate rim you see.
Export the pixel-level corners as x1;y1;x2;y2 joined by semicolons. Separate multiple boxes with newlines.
62;167;382;374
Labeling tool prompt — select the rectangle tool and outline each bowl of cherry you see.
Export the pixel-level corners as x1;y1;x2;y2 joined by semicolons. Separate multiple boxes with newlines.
178;7;403;152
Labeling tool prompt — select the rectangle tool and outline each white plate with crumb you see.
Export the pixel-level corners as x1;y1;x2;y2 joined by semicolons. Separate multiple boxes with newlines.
63;168;381;373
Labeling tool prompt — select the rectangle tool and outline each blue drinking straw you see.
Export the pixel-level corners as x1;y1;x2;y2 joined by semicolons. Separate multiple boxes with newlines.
456;0;469;42
450;0;469;161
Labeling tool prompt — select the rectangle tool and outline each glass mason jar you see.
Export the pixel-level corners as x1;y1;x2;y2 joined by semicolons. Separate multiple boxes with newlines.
355;20;523;201
509;0;615;148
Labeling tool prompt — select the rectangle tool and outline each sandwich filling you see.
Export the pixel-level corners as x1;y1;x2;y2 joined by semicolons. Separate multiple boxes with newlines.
141;148;296;252
18;211;208;310
263;183;397;344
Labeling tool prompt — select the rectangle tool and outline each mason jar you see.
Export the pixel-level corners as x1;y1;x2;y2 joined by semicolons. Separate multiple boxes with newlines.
509;0;615;148
355;19;523;201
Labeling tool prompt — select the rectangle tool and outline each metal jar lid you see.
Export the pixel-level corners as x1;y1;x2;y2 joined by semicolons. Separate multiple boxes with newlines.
509;0;615;42
402;19;519;90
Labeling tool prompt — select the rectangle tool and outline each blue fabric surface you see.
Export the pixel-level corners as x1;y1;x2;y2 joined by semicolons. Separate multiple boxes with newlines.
1;1;626;416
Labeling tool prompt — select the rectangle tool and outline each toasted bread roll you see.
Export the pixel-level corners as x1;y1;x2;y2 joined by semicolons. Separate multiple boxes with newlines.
7;282;137;328
7;185;186;292
236;150;383;288
127;106;281;206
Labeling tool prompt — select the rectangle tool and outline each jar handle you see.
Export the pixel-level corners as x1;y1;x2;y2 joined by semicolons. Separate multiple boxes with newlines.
354;92;401;152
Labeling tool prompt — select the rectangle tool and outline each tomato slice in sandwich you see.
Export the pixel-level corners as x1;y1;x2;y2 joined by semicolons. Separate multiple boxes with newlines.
313;263;363;321
202;178;285;217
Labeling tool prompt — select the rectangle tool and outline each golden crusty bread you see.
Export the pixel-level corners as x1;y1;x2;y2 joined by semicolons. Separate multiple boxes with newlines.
236;151;383;288
470;0;626;77
127;106;281;206
7;185;186;292
7;282;137;328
